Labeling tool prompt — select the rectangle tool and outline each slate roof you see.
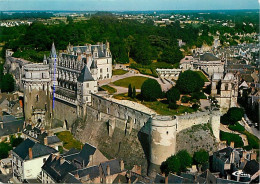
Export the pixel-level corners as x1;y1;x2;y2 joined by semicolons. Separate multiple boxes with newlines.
77;65;94;82
70;165;100;181
42;154;77;183
47;136;61;145
61;173;81;183
64;143;96;168
0;117;23;137
200;53;220;61
63;148;80;156
243;160;259;176
13;138;58;160
100;159;124;176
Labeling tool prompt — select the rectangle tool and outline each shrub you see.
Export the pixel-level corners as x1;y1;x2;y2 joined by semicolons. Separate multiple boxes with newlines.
128;84;132;97
192;104;200;110
191;92;207;100
141;78;162;101
169;102;178;109
181;96;190;103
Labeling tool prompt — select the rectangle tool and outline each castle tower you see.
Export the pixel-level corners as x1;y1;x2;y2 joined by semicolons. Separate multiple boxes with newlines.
77;65;98;116
149;116;178;165
22;64;52;127
48;42;58;87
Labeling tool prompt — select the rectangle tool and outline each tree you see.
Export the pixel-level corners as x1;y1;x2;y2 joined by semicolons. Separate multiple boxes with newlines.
0;142;12;159
166;87;180;103
176;150;192;171
176;70;204;94
193;149;209;171
128;84;132;97
1;73;15;92
165;155;181;173
141;79;162;101
132;86;136;98
159;46;183;64
226;107;244;124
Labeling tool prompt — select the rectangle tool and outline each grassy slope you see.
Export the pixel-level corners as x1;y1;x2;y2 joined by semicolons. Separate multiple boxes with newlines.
112;69;128;75
101;85;117;94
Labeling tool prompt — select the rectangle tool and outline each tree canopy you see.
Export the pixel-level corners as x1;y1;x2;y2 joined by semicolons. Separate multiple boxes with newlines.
176;70;204;94
141;79;162;101
1;73;15;92
193;149;209;166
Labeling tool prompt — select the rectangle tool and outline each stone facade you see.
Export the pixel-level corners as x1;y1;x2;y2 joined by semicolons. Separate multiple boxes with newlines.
16;41;112;127
85;93;221;166
22;64;53;127
211;73;239;113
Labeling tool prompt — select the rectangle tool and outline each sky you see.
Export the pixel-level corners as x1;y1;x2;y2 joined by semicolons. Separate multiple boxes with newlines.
0;0;259;11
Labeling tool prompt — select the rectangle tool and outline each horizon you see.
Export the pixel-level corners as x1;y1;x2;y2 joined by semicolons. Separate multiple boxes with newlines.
0;0;259;11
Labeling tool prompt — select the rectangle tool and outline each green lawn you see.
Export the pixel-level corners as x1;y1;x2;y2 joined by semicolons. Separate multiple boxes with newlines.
142;101;196;115
55;131;83;150
101;85;117;94
113;76;149;89
113;93;196;116
112;69;128;75
195;71;209;82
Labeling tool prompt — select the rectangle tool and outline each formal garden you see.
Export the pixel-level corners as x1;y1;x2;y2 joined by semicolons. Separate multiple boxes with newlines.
113;70;207;116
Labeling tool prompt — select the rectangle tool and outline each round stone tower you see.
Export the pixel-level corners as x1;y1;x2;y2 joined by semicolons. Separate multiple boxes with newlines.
149;115;178;165
22;64;52;127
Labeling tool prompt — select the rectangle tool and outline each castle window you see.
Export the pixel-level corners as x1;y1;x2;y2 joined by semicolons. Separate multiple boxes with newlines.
36;95;39;102
107;108;110;114
42;73;44;79
166;131;169;135
225;84;228;91
100;69;103;73
107;68;108;72
45;104;47;111
107;59;108;64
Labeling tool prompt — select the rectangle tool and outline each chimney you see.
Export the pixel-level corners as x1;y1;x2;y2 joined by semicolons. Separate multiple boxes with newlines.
40;127;45;134
242;151;247;159
120;160;124;171
74;173;79;180
165;176;168;184
29;148;33;159
250;152;257;160
51;154;56;161
107;165;110;176
60;157;65;165
230;141;234;148
44;137;48;145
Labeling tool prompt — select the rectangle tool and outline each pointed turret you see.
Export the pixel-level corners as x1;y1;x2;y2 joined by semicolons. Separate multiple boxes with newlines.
43;54;47;64
50;42;57;58
78;65;94;82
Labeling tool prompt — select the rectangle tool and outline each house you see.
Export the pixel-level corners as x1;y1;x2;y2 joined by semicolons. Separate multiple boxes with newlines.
212;146;258;180
22;125;63;150
41;143;108;183
11;138;58;182
0;114;24;142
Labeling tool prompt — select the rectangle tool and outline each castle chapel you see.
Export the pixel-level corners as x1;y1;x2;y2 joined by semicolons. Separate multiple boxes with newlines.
22;42;112;126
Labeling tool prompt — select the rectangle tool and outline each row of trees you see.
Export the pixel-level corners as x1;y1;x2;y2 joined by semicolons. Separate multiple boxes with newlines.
160;149;209;175
128;84;136;98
